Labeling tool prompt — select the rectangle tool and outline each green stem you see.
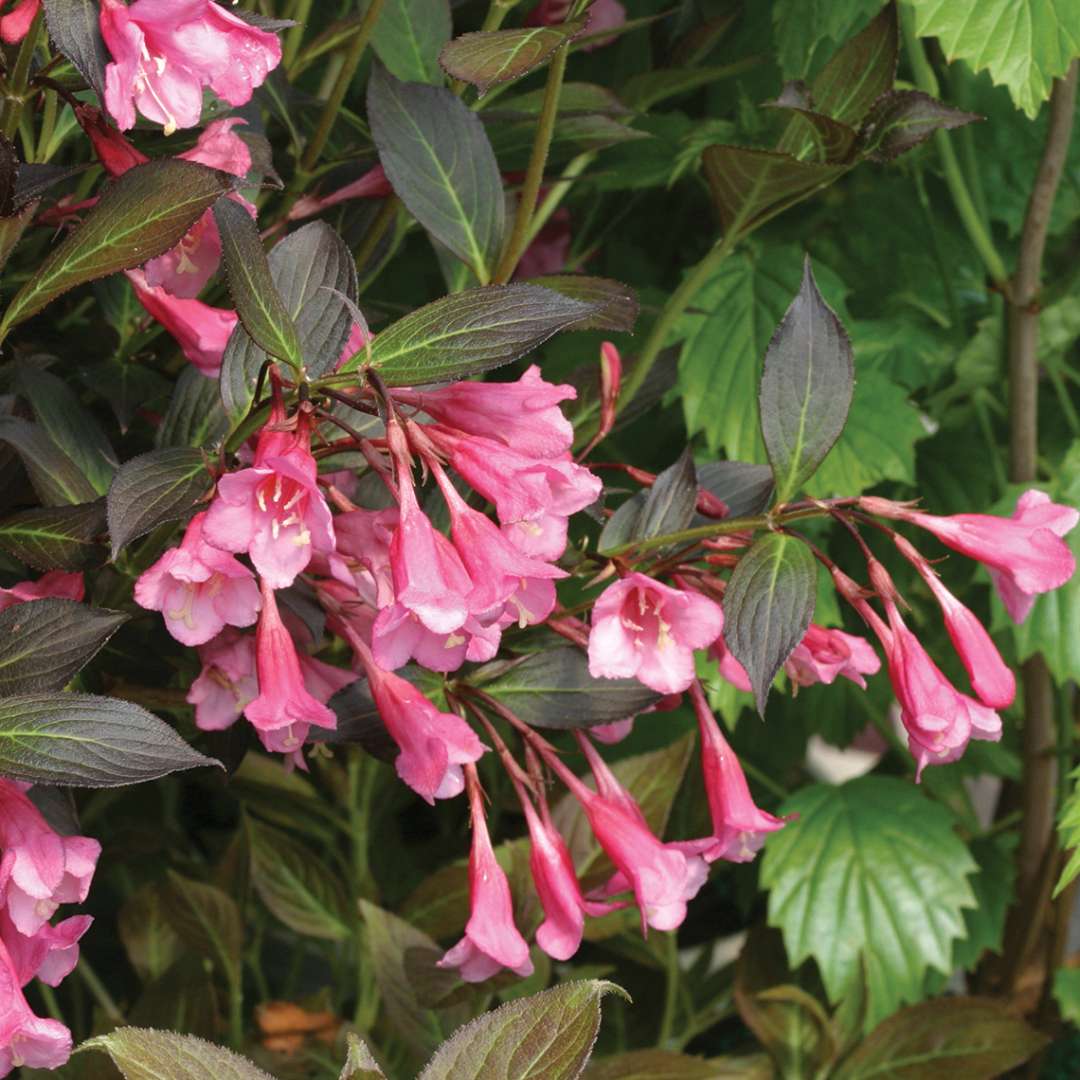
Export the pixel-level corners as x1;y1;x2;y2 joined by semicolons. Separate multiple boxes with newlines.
900;9;1008;288
0;10;42;142
37;982;64;1024
657;932;681;1047
283;0;314;70
739;758;790;801
521;151;597;252
492;42;570;282
228;970;245;1048
77;957;125;1025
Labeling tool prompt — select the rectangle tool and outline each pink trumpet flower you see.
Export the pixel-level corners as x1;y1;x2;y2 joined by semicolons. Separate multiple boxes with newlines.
0;572;84;613
0;936;72;1075
785;624;881;690
186;627;259;731
0;0;39;44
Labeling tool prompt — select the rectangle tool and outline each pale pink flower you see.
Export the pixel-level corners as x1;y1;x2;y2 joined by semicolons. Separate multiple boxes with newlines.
0;0;39;44
244;582;336;756
0;937;72;1075
689;681;787;862
0;782;99;939
204;411;335;589
590;718;635;744
288;164;393;221
100;0;282;134
710;634;752;692
334;507;398;608
785;624;881;690
527;0;625;49
134;511;261;646
127;268;238;376
0;909;91;988
589;573;724;694
862;490;1079;623
186;627;258;731
0;571;84;613
438;772;533;981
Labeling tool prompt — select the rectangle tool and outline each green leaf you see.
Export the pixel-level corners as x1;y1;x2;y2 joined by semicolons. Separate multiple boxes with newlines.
340;284;597;383
951;835;1015;969
80;1028;273;1080
0;500;106;571
372;0;451;85
42;0;110;101
861;89;981;161
584;1050;772;1079
831;996;1048;1078
164;871;243;987
724;532;817;714
17;367;117;494
340;1034;387;1079
772;0;885;79
118;883;180;983
0;599;127;695
759;256;855;502
0;693;219;787
907;0;1080;118
761;776;978;1029
158;367;230;449
369;64;504;282
0;161;230;335
523;275;639;333
247;817;351;940
1055;764;1080;896
1053;968;1080;1026
695;462;774;518
0;417;99;506
213;197;302;367
418;980;627;1080
106;448;211;559
599;449;698;553
476;647;661;729
619;65;748;112
440;23;584;95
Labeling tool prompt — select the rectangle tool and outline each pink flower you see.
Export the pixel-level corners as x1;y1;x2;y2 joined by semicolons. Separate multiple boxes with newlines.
0;782;99;939
335;321;374;371
0;937;72;1075
689;682;787;862
399;366;575;459
351;634;484;803
785;624;881;690
127;268;238;376
590;718;635;744
134;511;261;646
589;573;725;694
244;582;337;756
710;634;752;692
882;601;1001;779
100;0;282;135
437;431;601;560
863;490;1079;624
0;571;84;613
204;411;335;589
0;0;39;44
186;627;258;731
334;507;398;609
527;0;625;49
438;772;533;981
288;164;393;221
0;909;91;989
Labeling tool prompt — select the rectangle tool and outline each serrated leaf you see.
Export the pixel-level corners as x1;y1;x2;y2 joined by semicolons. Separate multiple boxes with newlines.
80;1028;273;1080
0;416;99;506
368;64;504;282
477;647;661;729
0;693;219;787
14;163;88;210
221;221;358;416
247;817;351;940
441;23;584;94
1055;765;1080;896
832;996;1047;1078
524;274;639;333
1054;969;1080;1026
695;462;775;518
164;871;243;986
0;161;230;335
0;599;127;695
0;135;16;219
340;284;597;383
584;1050;772;1079
772;0;884;79
908;0;1080;119
214;197;302;367
862;89;980;161
761;776;978;1029
158;367;230;449
0;500;105;570
622;66;751;112
118;883;180;983
418;980;626;1080
371;0;451;85
106;448;211;559
42;0;110;100
759;256;854;502
341;1034;387;1079
951;835;1015;970
598;449;698;553
725;532;816;713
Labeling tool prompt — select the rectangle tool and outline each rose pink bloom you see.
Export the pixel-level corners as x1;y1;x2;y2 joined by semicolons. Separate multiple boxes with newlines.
437;431;601;560
334;507;398;609
527;0;625;49
100;0;281;134
134;511;261;646
882;601;1002;779
76;104;149;175
589;573;725;694
0;0;39;44
244;582;336;756
297;653;356;705
127;268;238;376
710;635;752;692
785;624;881;690
335;321;374;371
186;627;258;730
353;636;484;803
204;413;335;589
399;365;575;459
863;490;1079;624
0;782;99;939
438;775;533;981
0;937;72;1075
590;718;635;744
288;164;393;221
514;209;571;280
0;909;91;989
689;682;787;863
0;571;84;613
